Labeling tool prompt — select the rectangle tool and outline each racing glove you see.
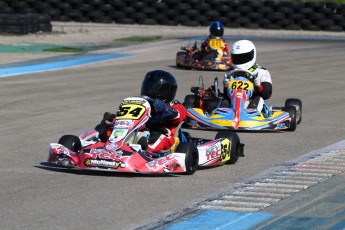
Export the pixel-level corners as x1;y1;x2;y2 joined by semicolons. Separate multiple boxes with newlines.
253;74;264;93
152;99;177;120
94;112;116;142
102;112;116;126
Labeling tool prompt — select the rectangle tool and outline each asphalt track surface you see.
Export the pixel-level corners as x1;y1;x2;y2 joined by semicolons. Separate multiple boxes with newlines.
1;36;345;230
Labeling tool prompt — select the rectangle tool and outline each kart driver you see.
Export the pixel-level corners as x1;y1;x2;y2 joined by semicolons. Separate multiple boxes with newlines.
224;40;272;117
95;70;187;156
200;21;229;62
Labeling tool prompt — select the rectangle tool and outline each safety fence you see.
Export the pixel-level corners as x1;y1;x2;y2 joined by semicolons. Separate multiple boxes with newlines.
0;0;344;34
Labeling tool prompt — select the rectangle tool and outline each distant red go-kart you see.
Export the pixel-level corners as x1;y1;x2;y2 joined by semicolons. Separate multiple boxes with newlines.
176;39;232;71
48;96;244;175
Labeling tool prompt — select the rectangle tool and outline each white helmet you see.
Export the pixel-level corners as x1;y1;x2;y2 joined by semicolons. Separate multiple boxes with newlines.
230;40;256;70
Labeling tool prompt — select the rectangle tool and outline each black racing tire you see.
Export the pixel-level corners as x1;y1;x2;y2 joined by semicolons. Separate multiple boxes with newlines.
297;7;314;15
248;12;263;20
302;24;321;31
277;18;294;27
215;5;231;14
32;14;51;24
289;13;304;21
220;99;230;108
262;23;282;30
278;7;294;14
154;2;167;10
133;12;146;20
181;20;199;27
92;16;113;23
175;15;190;24
1;25;28;35
196;2;210;11
298;19;313;27
205;10;220;21
225;22;241;28
132;2;147;10
58;135;82;154
305;2;324;8
237;5;252;13
175;3;191;11
257;18;271;27
323;25;343;32
184;9;199;17
182;94;196;109
215;131;241;164
285;98;302;124
308;13;326;21
284;24;302;31
244;23;261;29
283;105;297;131
176;51;186;68
257;6;273;14
316;19;334;28
138;18;157;25
175;142;199;175
137;136;148;151
265;12;285;21
235;16;251;25
159;19;178;26
117;18;136;24
38;24;52;32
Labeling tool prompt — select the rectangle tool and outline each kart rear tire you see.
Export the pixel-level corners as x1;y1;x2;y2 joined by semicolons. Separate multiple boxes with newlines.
176;51;185;68
137;136;148;151
215;131;240;164
285;98;302;124
58;135;82;154
182;94;196;109
175;142;199;175
283;105;297;131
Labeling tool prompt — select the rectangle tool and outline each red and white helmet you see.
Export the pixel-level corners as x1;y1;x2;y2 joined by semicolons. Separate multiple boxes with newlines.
230;40;256;70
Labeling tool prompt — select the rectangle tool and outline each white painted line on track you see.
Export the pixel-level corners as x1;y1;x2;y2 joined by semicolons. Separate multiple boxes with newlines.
199;143;345;213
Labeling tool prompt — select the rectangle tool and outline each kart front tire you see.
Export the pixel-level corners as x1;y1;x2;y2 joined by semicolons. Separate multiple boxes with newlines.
175;142;199;175
182;94;196;109
176;51;185;68
220;99;230;108
283;105;297;131
285;98;302;124
58;135;82;154
215;131;240;164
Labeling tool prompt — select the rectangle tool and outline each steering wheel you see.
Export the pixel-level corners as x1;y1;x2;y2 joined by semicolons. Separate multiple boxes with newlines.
226;68;257;80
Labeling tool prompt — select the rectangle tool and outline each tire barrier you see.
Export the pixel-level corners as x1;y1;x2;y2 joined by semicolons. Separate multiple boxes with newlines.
0;0;344;32
0;13;52;35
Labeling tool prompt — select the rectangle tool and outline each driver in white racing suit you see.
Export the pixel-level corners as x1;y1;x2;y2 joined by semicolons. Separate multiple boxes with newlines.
224;40;272;117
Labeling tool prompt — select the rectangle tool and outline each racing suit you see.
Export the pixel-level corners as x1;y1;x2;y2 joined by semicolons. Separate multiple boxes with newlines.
201;36;229;61
247;64;272;114
95;100;187;154
145;100;186;153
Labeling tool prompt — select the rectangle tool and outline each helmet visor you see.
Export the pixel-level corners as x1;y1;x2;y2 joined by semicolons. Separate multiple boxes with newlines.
231;49;254;65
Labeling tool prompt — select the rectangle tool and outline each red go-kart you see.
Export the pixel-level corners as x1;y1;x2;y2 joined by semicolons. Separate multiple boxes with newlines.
48;96;244;175
176;40;232;71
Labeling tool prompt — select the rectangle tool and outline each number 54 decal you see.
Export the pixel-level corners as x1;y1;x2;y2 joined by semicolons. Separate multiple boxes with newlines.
220;139;231;163
116;104;145;120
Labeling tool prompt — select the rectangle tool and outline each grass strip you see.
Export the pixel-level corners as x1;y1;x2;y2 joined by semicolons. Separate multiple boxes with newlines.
115;36;162;42
42;46;84;52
